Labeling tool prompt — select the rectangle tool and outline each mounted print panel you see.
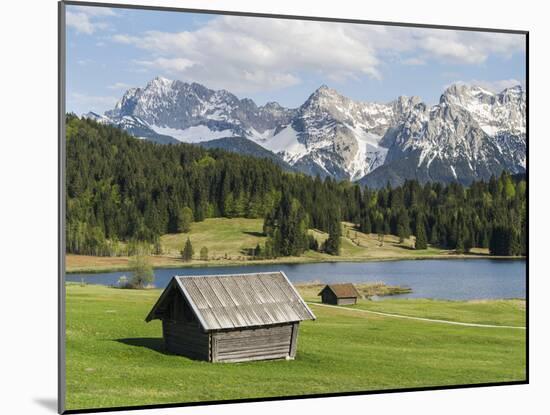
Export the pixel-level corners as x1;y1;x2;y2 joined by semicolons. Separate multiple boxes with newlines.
59;1;527;413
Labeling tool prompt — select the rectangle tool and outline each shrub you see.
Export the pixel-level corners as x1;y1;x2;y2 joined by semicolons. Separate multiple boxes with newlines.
128;255;154;288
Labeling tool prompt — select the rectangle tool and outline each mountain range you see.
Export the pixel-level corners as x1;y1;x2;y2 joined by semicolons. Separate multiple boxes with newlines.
84;76;526;187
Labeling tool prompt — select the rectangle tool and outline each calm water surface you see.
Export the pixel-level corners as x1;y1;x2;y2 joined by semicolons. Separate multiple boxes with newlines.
65;259;526;300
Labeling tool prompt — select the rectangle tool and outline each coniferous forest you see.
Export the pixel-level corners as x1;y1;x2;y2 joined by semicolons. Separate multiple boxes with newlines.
66;115;527;258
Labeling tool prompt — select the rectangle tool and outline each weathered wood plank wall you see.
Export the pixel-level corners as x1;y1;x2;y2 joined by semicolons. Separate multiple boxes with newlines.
163;319;210;360
212;324;293;363
289;323;299;359
337;297;357;305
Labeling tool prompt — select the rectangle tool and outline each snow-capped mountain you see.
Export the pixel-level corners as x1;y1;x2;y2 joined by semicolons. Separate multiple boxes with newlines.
85;77;526;186
361;84;526;187
103;77;295;142
285;86;421;180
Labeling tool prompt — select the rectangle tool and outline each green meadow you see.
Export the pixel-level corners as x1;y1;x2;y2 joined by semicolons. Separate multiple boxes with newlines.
65;284;526;411
66;218;501;273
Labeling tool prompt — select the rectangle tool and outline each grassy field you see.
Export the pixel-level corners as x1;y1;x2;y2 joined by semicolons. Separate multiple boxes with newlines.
66;218;506;273
350;299;526;327
161;217;267;258
65;284;526;411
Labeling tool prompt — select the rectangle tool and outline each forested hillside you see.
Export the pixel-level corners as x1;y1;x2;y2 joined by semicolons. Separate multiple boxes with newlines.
66;115;526;257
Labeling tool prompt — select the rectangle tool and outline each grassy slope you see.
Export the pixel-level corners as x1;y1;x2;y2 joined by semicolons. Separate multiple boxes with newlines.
66;218;499;273
350;299;526;327
161;217;267;258
65;285;526;410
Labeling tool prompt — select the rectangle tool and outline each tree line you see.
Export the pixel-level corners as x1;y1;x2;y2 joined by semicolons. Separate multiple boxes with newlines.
66;115;526;258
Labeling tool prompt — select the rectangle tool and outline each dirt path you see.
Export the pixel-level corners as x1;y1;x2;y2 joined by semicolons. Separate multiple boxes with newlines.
307;302;526;330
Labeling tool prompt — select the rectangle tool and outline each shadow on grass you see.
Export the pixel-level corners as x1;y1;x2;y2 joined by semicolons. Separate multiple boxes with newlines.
115;337;168;355
116;338;209;361
242;231;265;238
391;243;416;251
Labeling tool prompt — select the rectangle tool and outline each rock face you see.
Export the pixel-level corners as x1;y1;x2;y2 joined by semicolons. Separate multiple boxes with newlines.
360;84;526;187
85;77;526;186
285;86;419;181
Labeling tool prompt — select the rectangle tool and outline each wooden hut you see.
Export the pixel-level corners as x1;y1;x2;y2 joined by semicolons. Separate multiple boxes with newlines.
145;271;316;363
318;283;360;305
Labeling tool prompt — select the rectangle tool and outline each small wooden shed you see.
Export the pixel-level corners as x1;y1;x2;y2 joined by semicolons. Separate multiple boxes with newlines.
318;283;360;305
146;271;316;363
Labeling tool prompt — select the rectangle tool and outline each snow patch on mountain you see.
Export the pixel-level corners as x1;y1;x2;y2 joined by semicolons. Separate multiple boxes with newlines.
347;125;388;180
246;127;277;141
150;124;234;143
262;125;306;163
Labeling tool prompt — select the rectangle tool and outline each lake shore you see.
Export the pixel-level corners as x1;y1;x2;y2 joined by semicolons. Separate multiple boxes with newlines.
65;218;525;273
65;252;525;274
65;258;526;301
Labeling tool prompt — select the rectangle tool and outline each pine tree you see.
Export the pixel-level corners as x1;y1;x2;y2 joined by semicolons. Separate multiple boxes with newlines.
415;216;428;250
455;232;465;254
463;226;473;253
199;246;208;261
383;218;391;235
177;207;194;233
489;226;516;256
264;238;275;259
360;213;372;234
65;117;526;259
152;236;163;255
430;223;439;245
325;210;342;255
181;237;194;261
223;193;236;218
396;209;411;240
397;225;406;243
253;243;262;258
263;191;309;257
308;234;319;251
510;230;521;256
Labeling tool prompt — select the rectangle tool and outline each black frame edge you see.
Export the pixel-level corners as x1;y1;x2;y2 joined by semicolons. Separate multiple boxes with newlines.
62;381;528;414
61;0;528;34
524;31;530;385
58;1;67;414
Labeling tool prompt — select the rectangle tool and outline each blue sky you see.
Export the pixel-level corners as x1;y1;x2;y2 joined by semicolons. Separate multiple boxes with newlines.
66;4;527;115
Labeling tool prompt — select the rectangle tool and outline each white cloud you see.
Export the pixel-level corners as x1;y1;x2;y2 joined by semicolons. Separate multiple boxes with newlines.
107;82;134;90
422;35;485;64
135;58;195;73
112;16;381;93
111;15;525;93
449;79;524;93
66;6;115;35
70;6;116;17
352;26;525;65
66;12;97;35
68;92;118;112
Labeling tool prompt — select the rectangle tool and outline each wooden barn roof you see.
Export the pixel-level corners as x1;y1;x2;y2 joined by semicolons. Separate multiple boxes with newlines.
146;272;316;331
319;283;360;298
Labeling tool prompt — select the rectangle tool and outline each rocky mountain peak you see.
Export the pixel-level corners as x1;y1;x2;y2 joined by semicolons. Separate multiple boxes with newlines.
440;83;494;106
499;85;525;104
93;78;526;187
148;75;173;88
304;84;346;107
